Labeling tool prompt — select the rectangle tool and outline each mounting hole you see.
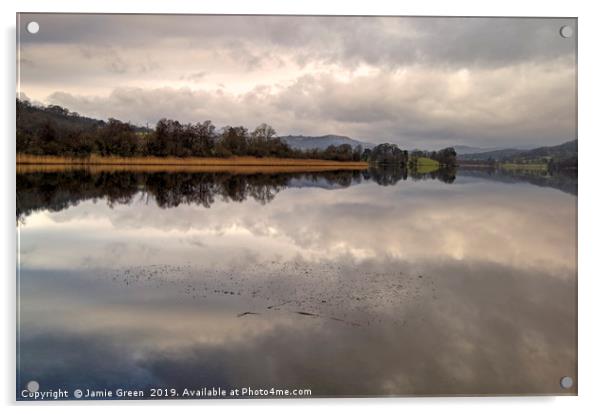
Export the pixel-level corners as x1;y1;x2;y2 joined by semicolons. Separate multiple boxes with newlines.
26;21;39;34
559;25;573;38
26;380;39;392
560;376;574;389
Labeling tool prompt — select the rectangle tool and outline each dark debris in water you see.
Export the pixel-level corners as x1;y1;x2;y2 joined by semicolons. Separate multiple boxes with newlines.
237;311;260;317
102;260;438;328
295;311;318;317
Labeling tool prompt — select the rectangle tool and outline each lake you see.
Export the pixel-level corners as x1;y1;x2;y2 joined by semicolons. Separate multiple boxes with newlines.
16;166;577;398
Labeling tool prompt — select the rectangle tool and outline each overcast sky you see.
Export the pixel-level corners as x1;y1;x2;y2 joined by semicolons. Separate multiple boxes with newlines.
18;14;576;149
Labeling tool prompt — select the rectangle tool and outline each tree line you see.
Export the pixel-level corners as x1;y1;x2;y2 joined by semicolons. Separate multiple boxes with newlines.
17;99;457;166
361;144;457;166
17;99;365;162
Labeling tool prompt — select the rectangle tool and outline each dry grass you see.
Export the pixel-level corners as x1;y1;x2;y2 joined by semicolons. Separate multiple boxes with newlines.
16;154;368;174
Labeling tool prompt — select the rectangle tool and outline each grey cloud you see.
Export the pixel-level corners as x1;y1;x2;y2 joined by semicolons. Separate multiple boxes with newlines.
20;14;576;148
78;45;161;75
47;57;576;149
20;14;576;68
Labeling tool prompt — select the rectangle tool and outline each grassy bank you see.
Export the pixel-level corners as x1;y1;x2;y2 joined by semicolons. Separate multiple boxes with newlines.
16;154;368;173
415;157;440;174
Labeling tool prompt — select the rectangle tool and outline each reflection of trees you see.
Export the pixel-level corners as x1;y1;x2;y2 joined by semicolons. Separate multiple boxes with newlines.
16;167;457;221
409;167;457;184
364;165;456;186
93;171;140;207
363;165;406;186
16;170;358;221
16;170;118;224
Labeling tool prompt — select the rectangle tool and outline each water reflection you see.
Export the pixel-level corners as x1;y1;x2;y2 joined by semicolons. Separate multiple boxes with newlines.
17;167;458;222
16;166;577;398
459;167;577;195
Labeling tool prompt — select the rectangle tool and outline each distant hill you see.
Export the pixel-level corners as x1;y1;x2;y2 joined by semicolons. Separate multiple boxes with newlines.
17;100;151;134
515;139;577;161
458;140;577;163
458;148;524;161
281;134;374;151
17;100;106;135
454;145;504;155
454;144;535;155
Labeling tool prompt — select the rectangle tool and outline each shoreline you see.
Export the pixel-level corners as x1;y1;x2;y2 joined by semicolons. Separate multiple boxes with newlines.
16;154;368;174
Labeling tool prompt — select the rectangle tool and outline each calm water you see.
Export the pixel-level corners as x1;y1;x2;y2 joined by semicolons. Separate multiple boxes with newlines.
16;167;577;398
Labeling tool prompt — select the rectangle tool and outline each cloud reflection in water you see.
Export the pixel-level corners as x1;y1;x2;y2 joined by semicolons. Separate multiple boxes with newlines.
17;169;577;397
